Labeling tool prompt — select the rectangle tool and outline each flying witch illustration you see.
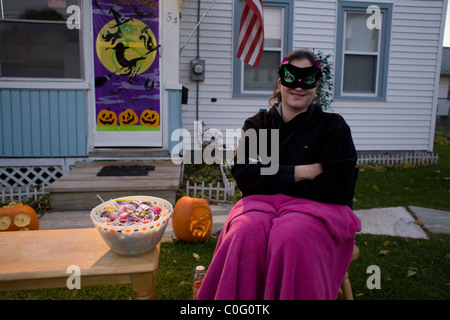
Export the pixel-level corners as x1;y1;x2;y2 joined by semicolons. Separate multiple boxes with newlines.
95;7;158;85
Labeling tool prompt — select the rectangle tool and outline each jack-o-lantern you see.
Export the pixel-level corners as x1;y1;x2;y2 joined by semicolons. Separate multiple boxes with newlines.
172;196;212;243
97;109;117;126
140;109;160;127
119;108;139;126
0;202;39;232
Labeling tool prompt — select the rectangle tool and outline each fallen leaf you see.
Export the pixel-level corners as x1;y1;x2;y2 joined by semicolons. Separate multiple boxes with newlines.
414;219;424;226
193;253;200;261
407;270;417;277
383;240;391;247
379;249;389;256
372;185;379;191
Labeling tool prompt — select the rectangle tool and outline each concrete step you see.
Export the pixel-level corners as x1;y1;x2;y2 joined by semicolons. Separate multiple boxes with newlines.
47;160;181;211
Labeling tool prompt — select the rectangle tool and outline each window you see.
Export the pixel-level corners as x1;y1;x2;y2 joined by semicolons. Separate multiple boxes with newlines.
447;81;450;100
335;1;392;100
0;0;82;79
233;0;294;98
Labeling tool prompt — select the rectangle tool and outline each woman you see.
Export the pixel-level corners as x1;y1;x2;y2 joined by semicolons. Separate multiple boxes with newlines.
196;50;361;300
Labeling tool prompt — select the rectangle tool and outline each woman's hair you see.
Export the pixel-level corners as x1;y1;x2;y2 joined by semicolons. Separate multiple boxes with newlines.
269;49;319;108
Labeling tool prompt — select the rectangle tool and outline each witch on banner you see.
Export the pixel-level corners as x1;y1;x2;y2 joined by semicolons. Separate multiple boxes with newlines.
93;0;160;132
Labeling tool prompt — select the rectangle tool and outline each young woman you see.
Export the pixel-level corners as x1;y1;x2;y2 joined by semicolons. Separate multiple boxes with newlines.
196;50;361;300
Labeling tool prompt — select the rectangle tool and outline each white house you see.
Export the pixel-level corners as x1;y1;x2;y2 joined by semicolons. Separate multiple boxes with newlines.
0;0;447;191
179;0;447;154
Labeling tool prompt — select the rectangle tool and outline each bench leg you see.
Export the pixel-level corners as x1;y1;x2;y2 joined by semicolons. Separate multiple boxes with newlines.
132;271;157;300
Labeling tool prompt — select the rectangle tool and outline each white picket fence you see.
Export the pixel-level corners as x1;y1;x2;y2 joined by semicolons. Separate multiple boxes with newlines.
357;152;439;166
185;180;235;202
0;185;47;203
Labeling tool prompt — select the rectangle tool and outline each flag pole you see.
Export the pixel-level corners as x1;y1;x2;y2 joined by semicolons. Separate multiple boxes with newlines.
179;0;218;54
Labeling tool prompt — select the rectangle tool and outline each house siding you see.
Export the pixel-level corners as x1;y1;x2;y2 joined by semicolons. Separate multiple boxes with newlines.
0;89;87;157
179;0;445;152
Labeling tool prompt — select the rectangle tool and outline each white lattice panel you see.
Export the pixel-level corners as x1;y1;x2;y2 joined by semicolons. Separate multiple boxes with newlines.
0;166;64;188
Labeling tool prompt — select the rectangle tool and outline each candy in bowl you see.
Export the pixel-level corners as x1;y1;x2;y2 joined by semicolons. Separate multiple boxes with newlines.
90;196;173;256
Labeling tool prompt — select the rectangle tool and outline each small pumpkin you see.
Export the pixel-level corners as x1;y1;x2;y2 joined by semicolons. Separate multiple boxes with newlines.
119;108;139;126
172;196;212;243
0;202;39;232
97;109;117;126
140;109;159;127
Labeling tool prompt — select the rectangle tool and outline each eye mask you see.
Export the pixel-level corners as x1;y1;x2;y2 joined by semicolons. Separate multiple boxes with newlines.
278;59;322;89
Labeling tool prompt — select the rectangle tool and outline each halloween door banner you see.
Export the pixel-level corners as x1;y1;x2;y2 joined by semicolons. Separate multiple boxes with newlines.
93;0;160;132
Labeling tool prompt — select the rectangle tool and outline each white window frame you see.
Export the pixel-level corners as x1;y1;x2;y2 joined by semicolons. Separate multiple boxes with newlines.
0;0;90;89
341;11;383;98
233;0;294;98
240;6;285;96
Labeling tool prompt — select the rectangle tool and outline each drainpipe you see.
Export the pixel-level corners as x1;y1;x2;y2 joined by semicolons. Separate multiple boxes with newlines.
196;0;200;121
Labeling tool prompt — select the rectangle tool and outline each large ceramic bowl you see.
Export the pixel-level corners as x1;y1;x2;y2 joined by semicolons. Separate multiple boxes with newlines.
90;195;173;256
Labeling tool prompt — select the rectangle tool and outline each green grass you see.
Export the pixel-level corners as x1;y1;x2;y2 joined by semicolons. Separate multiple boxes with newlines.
1;140;449;300
353;144;450;211
350;233;450;300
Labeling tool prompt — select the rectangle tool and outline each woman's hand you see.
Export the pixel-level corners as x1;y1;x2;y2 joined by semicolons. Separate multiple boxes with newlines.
294;163;323;182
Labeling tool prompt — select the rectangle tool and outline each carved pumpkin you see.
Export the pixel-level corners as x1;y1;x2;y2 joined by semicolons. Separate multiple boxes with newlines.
140;109;159;127
0;202;39;232
119;108;139;126
172;196;212;242
97;109;117;126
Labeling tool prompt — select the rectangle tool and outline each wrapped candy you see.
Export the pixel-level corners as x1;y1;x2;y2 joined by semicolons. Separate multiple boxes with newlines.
97;199;167;227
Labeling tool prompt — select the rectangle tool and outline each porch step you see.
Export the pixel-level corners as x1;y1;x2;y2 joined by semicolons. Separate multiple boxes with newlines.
89;148;170;158
47;160;181;211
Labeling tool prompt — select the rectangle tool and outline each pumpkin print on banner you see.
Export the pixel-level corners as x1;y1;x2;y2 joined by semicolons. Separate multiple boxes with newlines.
97;108;118;126
140;109;159;127
119;108;139;126
93;1;160;132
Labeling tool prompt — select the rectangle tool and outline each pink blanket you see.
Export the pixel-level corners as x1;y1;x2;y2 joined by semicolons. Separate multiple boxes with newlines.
196;194;361;300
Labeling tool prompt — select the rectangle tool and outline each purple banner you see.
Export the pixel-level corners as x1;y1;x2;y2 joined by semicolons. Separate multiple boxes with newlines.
93;0;160;132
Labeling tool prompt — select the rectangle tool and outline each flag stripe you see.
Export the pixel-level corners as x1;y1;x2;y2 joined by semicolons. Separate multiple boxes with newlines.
237;0;264;68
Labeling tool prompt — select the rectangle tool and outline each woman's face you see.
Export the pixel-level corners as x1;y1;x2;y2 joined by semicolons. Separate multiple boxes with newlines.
279;58;318;114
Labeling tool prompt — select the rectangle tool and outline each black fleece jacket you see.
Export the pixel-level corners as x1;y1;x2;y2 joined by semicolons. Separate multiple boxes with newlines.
231;104;358;207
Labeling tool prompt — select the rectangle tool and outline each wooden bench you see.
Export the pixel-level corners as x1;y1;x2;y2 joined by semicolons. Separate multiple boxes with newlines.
0;228;160;300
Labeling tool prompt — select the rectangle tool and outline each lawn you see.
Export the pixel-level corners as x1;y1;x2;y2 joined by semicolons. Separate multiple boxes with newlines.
353;144;450;211
0;140;449;301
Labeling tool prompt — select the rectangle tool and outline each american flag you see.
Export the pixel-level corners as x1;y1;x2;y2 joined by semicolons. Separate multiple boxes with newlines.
237;0;264;68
